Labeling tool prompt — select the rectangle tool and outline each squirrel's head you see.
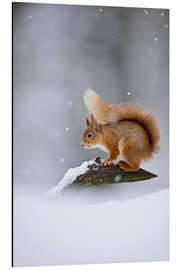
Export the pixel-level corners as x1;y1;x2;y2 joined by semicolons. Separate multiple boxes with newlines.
81;115;102;149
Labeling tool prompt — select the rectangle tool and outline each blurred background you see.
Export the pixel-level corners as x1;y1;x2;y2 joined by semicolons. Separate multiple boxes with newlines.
13;3;169;186
13;3;169;267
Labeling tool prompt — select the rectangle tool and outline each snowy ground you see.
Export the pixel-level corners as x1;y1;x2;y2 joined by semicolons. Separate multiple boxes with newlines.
13;181;169;267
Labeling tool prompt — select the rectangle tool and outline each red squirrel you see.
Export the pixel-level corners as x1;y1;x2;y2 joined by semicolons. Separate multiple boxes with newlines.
81;89;160;172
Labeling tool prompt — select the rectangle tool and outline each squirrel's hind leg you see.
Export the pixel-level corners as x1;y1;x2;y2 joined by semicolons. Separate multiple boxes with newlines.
118;139;140;172
118;160;139;172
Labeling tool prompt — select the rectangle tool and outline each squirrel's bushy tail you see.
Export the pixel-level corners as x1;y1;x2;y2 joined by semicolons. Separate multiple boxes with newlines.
83;89;160;153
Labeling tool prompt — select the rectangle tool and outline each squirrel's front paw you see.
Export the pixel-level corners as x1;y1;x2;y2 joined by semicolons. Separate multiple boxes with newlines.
103;159;114;166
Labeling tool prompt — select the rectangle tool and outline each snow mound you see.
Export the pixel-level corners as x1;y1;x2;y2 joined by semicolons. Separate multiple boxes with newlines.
45;159;97;198
114;175;122;182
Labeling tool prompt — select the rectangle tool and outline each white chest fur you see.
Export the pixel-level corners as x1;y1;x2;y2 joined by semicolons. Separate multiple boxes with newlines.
90;143;108;153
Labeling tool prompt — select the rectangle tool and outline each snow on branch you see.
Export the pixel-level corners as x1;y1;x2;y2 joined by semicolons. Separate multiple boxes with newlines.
45;157;157;199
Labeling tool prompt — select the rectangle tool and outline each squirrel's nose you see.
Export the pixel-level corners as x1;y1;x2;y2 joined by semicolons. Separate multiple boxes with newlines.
81;143;84;147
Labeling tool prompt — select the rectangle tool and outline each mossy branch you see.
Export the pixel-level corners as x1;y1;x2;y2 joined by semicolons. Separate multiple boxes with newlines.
74;157;157;186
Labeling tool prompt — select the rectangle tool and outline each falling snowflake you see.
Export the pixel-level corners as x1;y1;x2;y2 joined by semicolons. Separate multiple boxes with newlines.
60;158;65;163
126;91;131;96
164;24;168;29
143;9;152;18
99;8;103;12
154;37;159;42
65;127;69;131
160;12;164;16
28;15;32;19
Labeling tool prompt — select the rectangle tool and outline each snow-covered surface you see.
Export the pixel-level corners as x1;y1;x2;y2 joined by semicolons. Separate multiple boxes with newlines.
114;175;122;182
13;184;169;267
46;159;95;198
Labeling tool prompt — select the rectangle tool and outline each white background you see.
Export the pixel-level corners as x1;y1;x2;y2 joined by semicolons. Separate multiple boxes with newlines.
0;0;180;270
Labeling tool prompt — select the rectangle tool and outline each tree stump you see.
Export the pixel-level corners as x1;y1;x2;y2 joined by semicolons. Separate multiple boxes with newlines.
74;157;157;186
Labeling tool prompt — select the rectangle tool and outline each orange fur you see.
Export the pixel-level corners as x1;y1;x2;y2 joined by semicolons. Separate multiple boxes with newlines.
82;89;160;171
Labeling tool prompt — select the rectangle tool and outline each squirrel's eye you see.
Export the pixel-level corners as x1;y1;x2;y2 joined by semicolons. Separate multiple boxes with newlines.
88;133;92;138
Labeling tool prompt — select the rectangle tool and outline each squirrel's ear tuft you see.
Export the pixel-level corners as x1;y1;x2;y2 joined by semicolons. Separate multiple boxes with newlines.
90;115;95;123
90;115;101;131
86;116;90;126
